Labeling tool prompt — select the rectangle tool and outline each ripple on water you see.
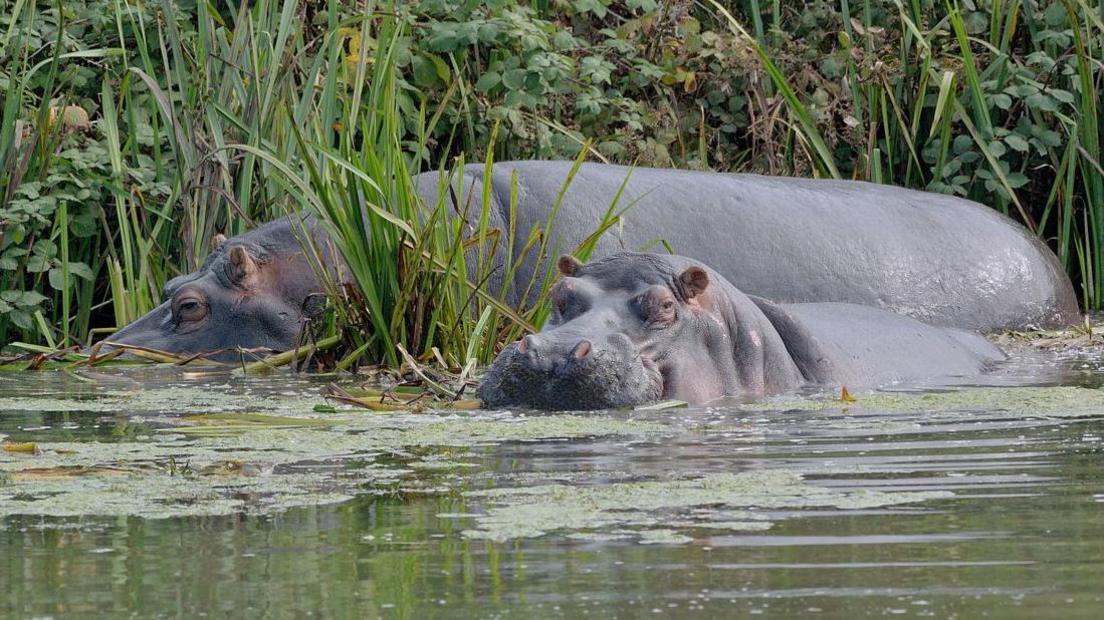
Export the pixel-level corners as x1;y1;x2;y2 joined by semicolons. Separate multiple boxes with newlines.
2;354;1104;618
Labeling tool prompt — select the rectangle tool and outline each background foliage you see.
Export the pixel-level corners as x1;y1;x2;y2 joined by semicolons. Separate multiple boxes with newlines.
1;0;1101;357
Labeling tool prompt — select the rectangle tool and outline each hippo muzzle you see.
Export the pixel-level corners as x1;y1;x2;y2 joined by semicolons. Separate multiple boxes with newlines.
477;332;663;410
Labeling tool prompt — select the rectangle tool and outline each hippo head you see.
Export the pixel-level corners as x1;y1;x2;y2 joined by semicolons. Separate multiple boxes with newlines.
477;252;799;410
105;223;330;360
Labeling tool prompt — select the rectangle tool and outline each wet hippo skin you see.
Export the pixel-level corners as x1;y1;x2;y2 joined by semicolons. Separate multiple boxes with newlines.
420;161;1078;332
106;218;337;359
477;252;1005;410
106;162;1076;357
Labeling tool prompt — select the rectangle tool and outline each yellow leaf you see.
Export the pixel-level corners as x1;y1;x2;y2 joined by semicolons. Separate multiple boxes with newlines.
48;105;91;131
682;71;697;93
2;442;39;455
840;386;857;403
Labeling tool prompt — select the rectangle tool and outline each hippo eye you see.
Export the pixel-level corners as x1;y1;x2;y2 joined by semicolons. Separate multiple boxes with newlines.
173;293;208;323
637;289;677;327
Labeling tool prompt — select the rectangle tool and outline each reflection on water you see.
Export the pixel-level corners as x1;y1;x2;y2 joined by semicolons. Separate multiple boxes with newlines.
2;351;1103;618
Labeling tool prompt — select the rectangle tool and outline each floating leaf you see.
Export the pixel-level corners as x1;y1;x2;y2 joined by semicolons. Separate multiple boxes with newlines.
11;466;128;480
633;400;689;411
840;386;857;403
180;413;333;427
2;442;39;455
450;399;483;411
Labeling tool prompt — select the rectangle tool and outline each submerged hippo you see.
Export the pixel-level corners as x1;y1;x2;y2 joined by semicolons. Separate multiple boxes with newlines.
107;216;337;358
107;162;1077;356
425;162;1077;331
477;253;1005;410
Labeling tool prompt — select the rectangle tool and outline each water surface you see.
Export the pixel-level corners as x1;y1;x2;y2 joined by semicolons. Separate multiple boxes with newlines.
2;349;1103;618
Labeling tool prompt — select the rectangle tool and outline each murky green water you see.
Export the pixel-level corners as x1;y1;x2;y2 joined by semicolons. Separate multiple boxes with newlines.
2;349;1104;618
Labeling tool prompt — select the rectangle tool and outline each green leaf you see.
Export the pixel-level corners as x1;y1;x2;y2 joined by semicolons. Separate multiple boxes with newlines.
574;0;609;18
68;262;94;280
411;54;439;87
1043;2;1068;26
17;291;48;307
502;68;528;90
474;71;501;92
953;134;973;155
1004;134;1030;152
25;255;51;273
1025;93;1058;113
581;56;613;84
552;30;575;50
10;310;33;330
1048;89;1075;104
429;53;451;81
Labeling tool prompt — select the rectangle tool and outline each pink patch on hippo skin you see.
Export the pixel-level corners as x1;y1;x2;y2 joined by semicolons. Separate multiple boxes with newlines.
748;329;762;347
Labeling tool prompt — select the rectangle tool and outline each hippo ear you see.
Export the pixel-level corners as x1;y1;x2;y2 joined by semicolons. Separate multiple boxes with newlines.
211;233;227;251
678;266;709;299
228;245;257;284
557;254;584;276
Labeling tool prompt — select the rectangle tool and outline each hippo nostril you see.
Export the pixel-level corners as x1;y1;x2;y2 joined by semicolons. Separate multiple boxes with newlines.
572;340;592;359
519;335;539;355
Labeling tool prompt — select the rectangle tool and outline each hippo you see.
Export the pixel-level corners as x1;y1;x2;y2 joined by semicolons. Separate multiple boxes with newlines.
476;253;1006;410
423;161;1078;331
105;161;1077;356
106;216;339;358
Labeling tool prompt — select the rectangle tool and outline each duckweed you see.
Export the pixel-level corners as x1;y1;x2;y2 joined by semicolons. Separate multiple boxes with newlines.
742;386;1104;418
461;470;950;543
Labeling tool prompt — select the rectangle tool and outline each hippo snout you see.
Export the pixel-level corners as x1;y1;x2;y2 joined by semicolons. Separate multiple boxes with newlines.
477;332;662;411
516;334;594;365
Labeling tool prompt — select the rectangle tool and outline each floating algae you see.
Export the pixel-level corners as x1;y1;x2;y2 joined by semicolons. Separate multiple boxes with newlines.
4;372;1098;523
990;317;1104;353
0;384;323;415
739;386;1104;418
637;529;695;545
0;410;670;519
460;470;950;543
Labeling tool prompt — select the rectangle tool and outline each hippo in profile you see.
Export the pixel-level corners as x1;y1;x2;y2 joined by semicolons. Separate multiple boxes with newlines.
104;162;1077;357
425;162;1079;331
106;216;339;359
477;253;1005;410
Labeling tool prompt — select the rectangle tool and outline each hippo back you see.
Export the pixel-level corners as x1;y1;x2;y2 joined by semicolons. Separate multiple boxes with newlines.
414;161;1077;332
755;299;1005;389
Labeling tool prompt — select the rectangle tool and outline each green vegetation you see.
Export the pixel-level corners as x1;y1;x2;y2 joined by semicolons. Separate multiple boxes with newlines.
1;0;1102;364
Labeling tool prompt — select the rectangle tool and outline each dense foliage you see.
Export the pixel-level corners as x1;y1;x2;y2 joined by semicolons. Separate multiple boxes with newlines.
1;0;1101;361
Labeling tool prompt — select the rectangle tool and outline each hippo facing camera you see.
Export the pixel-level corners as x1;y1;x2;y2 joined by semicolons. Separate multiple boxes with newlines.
478;252;1005;410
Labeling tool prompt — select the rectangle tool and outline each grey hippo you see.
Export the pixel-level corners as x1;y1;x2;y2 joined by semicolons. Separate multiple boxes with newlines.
477;252;1006;410
105;162;1077;357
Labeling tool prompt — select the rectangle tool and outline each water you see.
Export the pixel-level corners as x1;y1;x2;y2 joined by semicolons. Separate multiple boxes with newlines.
2;349;1103;618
